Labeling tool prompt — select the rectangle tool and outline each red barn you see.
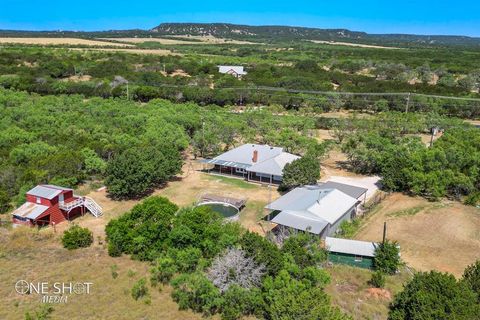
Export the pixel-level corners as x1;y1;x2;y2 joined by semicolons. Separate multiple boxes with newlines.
11;185;102;227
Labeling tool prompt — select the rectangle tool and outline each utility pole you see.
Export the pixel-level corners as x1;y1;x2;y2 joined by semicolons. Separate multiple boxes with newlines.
382;222;387;244
201;119;205;158
126;81;129;100
405;92;411;113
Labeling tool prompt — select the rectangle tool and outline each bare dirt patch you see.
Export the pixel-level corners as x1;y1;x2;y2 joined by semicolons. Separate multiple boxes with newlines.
325;264;410;320
60;75;92;82
0;38;133;47
310;40;401;50
355;193;480;276
70;47;177;56
101;36;258;45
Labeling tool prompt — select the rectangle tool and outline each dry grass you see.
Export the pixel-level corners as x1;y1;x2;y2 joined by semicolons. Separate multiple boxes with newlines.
0;159;281;319
310;40;401;50
325;264;411;320
0;227;203;320
69;47;177;56
99;36;258;45
355;193;480;277
163;35;259;45
0;38;132;47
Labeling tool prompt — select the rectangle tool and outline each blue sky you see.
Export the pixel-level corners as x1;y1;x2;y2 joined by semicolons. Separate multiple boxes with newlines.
1;0;479;36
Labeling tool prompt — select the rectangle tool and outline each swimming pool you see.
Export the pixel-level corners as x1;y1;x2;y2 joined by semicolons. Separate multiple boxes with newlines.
196;202;240;220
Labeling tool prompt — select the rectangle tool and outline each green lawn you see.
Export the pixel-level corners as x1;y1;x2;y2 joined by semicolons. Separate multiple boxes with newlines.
203;174;259;189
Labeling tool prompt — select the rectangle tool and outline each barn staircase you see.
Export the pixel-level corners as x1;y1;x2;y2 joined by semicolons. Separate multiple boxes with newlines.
84;197;102;217
59;196;103;218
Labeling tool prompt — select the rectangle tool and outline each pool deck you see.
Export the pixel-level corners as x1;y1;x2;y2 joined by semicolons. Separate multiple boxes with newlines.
198;194;247;209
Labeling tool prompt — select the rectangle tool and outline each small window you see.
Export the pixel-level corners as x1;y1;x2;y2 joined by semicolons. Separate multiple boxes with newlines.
36;197;41;204
236;168;246;173
354;256;363;262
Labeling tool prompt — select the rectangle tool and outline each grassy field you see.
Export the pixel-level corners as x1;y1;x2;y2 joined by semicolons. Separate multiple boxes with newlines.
99;36;257;45
2;156;479;319
0;38;132;47
0;160;278;319
325;265;411;320
0;227;204;320
354;193;480;277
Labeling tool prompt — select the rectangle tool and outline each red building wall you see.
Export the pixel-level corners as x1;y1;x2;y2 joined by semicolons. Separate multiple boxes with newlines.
26;194;56;207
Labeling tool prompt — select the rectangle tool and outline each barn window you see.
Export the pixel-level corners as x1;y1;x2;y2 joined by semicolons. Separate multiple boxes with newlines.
36;197;41;204
354;256;363;262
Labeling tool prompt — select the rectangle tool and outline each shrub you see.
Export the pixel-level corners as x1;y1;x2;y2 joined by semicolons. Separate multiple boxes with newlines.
369;271;386;288
464;191;480;206
131;278;149;301
110;264;118;279
240;231;283;276
24;304;54;320
281;233;327;268
221;285;263;320
0;188;11;214
374;240;401;274
389;271;479;320
107;242;122;257
150;256;177;286
171;247;203;273
462;260;480;300
61;225;93;250
262;270;347;320
338;219;361;238
105;146;181;200
171;273;223;316
280;156;320;191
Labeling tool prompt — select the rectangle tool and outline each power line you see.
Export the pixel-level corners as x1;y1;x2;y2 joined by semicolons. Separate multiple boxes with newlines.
147;82;480;102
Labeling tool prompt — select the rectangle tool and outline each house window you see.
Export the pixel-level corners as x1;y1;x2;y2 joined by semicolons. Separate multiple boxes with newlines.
36;197;41;204
354;256;363;262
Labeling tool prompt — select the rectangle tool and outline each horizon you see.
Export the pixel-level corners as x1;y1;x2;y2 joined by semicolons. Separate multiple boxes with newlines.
2;21;480;39
1;1;479;37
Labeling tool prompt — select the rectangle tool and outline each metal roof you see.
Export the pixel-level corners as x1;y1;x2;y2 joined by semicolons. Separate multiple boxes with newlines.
271;210;328;234
248;152;300;176
27;185;62;200
218;66;247;75
42;184;72;191
203;144;299;177
325;237;378;257
318;181;368;199
266;186;359;235
201;159;251;170
11;202;49;219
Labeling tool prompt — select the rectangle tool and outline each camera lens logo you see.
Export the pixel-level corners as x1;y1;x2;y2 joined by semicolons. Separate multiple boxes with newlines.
73;283;88;295
15;280;30;295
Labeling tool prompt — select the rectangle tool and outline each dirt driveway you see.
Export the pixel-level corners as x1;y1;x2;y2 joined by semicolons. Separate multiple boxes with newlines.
355;193;480;277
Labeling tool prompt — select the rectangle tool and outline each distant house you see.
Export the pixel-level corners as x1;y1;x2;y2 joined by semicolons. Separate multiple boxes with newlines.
325;237;378;269
202;144;300;184
11;185;102;227
265;183;367;238
218;65;247;78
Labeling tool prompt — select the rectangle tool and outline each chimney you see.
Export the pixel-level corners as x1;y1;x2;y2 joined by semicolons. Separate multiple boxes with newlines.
252;150;258;163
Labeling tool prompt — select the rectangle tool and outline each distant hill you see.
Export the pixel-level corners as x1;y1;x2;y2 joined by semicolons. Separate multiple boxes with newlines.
151;23;480;47
1;22;480;48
